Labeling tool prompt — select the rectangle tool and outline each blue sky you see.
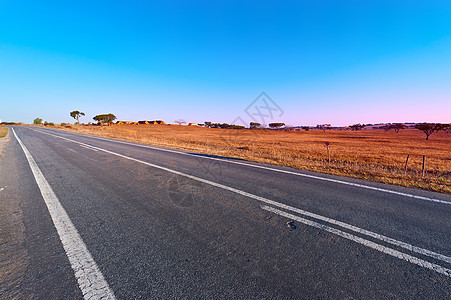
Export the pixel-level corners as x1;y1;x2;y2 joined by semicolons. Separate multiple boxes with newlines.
1;1;450;126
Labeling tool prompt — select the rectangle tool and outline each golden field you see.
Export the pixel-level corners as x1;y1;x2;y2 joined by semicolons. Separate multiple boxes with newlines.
53;124;450;193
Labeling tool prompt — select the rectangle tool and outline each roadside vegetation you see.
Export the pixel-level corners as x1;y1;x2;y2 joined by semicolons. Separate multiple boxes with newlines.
53;124;451;194
0;127;8;138
70;110;85;124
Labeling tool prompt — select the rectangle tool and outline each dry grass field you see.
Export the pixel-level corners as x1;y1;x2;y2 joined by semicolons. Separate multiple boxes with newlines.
54;124;450;194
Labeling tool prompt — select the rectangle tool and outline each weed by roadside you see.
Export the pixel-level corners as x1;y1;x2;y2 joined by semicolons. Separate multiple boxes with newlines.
0;127;8;138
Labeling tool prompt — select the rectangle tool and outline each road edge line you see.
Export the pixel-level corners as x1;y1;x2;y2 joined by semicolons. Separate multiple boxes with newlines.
11;128;116;299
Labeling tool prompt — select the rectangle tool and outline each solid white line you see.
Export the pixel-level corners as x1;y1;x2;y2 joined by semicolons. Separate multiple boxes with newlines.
272;202;451;264
33;129;451;274
261;205;451;277
35;128;450;205
12;128;116;300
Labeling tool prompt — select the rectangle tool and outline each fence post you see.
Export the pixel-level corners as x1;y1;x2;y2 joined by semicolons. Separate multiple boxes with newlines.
325;142;330;167
422;155;426;178
404;154;410;176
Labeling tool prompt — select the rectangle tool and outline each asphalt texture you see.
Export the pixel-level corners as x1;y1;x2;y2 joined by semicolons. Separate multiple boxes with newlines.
0;126;450;299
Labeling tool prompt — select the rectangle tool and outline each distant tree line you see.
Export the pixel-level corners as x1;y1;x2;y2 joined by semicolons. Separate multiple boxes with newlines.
203;122;246;129
0;122;21;125
381;122;450;139
70;110;117;125
201;121;287;130
349;124;366;130
29;111;451;142
32;118;54;126
30;112;123;126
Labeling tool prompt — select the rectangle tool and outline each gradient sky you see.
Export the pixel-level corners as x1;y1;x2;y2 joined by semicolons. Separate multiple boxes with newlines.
1;1;450;126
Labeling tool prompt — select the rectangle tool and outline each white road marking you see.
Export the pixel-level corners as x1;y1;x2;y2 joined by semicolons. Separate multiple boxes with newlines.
270;201;451;264
11;128;116;299
35;128;450;205
80;144;99;151
66;148;79;154
262;205;451;277
31;128;451;276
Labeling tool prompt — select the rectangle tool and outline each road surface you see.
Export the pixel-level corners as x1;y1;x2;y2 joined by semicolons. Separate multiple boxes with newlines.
1;126;450;299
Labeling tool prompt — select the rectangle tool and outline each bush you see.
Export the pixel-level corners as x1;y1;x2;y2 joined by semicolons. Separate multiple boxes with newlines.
349;124;366;130
250;122;262;129
269;122;285;129
93;113;117;124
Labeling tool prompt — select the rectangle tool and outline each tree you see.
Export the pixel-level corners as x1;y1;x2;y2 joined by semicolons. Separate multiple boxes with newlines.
93;113;116;124
415;123;435;140
70;110;85;124
301;126;310;131
349;123;366;131
174;119;186;125
384;123;406;133
269;122;285;129
33;118;42;125
250;122;262;129
433;123;450;133
316;124;332;132
445;124;451;133
415;123;449;140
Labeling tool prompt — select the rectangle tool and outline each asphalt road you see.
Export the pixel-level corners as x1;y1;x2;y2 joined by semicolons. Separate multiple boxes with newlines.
1;126;450;299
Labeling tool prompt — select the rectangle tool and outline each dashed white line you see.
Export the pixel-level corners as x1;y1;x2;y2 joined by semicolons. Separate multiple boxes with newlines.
12;128;116;299
31;128;451;277
35;127;450;205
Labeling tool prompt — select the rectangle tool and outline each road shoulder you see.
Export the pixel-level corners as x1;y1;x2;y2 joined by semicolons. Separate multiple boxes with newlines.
0;129;28;299
0;127;10;162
